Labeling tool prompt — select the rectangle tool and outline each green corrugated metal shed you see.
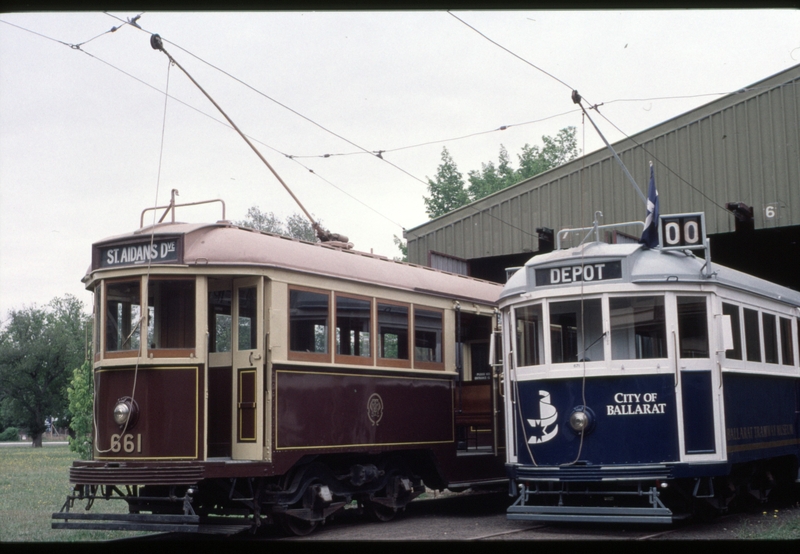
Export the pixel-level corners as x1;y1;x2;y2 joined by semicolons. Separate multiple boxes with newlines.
406;64;800;267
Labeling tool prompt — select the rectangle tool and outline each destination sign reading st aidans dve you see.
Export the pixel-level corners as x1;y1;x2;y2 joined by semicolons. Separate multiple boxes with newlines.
97;238;181;268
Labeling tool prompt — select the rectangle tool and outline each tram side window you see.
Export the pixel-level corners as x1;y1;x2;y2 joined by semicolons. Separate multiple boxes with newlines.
377;302;409;361
336;295;371;358
677;297;709;358
743;308;761;362
515;304;543;366
415;308;443;366
549;299;603;363
289;289;329;354
106;281;141;352
762;313;779;364
148;280;195;349
208;290;232;353
780;317;794;366
722;303;743;360
610;296;666;360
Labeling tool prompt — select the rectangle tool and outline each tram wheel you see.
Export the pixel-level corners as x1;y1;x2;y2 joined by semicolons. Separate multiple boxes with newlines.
363;499;397;523
277;513;319;536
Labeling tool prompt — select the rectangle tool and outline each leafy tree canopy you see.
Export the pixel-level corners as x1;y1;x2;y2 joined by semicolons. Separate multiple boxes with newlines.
0;295;89;446
424;127;579;219
237;206;319;242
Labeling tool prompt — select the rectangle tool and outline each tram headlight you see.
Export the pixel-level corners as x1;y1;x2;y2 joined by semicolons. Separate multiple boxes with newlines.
112;397;138;428
568;405;596;435
113;401;130;425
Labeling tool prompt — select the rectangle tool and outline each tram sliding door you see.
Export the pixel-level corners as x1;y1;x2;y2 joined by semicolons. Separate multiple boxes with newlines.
674;295;726;462
232;277;265;461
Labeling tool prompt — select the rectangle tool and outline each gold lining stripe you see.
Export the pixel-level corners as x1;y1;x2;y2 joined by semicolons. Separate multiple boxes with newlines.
95;365;199;460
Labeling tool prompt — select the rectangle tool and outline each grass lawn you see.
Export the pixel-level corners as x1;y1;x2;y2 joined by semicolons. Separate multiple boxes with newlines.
0;444;146;542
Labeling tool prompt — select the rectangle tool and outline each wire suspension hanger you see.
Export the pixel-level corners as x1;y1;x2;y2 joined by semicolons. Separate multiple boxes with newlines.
149;33;349;245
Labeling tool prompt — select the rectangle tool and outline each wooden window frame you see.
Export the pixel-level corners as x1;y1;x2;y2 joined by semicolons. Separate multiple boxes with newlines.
376;299;411;369
413;306;445;371
287;285;332;363
334;292;374;366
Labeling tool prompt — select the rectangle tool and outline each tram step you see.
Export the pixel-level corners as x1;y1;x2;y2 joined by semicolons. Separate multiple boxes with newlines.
507;504;673;524
51;512;200;533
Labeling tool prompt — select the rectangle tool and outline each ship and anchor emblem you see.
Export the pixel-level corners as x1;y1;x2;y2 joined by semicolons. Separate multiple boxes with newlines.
527;390;559;444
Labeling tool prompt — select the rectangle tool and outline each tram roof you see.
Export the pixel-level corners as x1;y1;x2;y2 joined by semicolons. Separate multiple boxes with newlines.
501;241;800;308
87;221;503;305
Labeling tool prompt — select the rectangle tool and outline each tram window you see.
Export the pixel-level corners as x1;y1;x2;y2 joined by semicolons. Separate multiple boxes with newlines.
515;304;543;366
289;289;329;354
677;297;709;358
377;302;409;361
208;290;232;353
743;308;761;362
549;299;603;363
722;303;743;360
238;286;258;350
779;317;794;366
336;295;371;359
610;296;666;360
148;280;195;350
414;308;443;367
763;313;779;364
105;280;142;352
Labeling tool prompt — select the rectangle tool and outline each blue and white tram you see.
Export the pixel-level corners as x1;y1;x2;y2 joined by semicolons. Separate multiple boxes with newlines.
500;213;800;523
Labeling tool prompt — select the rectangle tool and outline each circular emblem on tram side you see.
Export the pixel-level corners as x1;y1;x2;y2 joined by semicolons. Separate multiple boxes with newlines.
367;393;384;426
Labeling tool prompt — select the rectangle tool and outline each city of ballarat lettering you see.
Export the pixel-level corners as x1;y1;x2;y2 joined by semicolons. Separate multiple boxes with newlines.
535;260;622;286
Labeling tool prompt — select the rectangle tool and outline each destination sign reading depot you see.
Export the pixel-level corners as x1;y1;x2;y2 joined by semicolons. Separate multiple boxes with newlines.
99;238;180;268
535;260;622;287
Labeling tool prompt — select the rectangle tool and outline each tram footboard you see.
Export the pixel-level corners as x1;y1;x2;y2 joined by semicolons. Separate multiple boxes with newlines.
51;512;200;533
507;483;674;524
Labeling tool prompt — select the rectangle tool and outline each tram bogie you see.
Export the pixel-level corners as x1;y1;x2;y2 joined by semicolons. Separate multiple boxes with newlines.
501;214;800;524
52;199;508;535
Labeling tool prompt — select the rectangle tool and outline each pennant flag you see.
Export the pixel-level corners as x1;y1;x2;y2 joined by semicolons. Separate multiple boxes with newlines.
639;164;659;248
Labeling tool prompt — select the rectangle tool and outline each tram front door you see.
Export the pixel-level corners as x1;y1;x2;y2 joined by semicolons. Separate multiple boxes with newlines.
231;277;265;461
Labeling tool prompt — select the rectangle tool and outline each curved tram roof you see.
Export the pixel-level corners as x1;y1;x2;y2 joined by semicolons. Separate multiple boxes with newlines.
87;221;503;305
501;241;800;309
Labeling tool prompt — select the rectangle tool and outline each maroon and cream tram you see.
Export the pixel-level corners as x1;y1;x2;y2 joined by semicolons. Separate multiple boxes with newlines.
52;198;507;535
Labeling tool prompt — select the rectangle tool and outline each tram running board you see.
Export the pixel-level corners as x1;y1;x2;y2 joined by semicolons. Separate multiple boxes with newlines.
507;504;673;524
51;512;200;533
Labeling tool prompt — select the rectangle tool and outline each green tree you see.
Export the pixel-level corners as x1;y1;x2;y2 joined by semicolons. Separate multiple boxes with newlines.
516;126;579;182
237;206;319;242
423;147;470;219
425;127;580;217
67;360;93;459
0;295;89;447
393;234;408;262
467;144;516;200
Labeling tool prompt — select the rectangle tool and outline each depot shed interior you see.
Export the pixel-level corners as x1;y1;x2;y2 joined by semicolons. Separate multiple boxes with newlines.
405;63;800;293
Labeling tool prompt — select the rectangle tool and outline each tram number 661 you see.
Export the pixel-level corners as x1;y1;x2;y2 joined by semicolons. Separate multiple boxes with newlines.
660;214;705;250
110;433;142;453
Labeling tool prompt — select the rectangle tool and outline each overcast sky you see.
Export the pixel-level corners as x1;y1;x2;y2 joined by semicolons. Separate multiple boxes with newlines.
1;9;799;317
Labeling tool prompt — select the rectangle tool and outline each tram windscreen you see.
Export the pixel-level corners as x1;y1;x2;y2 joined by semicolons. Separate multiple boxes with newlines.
515;304;543;366
106;280;142;352
610;296;666;360
549;299;603;363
